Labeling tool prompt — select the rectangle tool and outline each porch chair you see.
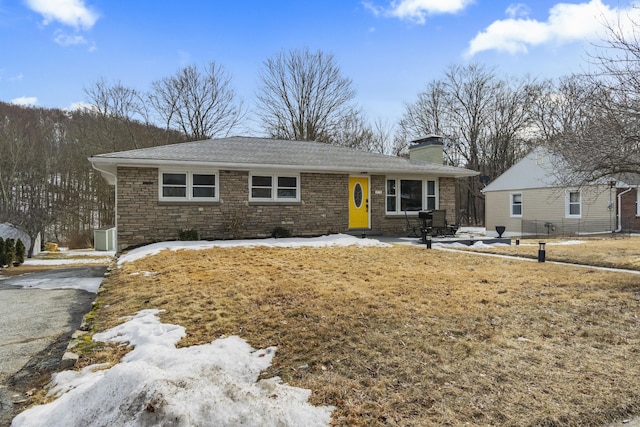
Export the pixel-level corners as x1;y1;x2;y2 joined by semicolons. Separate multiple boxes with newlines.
404;208;422;237
429;209;458;237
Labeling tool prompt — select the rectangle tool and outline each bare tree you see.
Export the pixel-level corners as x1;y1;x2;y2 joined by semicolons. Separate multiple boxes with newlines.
369;118;395;154
256;47;358;143
528;76;593;143
0;104;69;255
548;10;640;181
398;63;537;223
329;109;373;150
397;80;449;154
86;78;148;122
149;62;244;140
85;78;151;150
0;95;189;252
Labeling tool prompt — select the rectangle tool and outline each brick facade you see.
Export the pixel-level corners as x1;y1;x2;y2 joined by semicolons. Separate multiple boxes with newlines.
116;167;461;249
371;176;458;235
618;188;640;232
117;167;351;248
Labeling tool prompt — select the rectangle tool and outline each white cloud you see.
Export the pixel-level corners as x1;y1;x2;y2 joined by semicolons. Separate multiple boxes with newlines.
25;0;98;30
466;0;635;56
11;96;38;106
9;73;24;82
505;3;530;19
54;30;87;46
364;0;474;24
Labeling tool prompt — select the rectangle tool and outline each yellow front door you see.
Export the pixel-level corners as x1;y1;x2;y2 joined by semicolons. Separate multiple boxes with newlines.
349;177;369;229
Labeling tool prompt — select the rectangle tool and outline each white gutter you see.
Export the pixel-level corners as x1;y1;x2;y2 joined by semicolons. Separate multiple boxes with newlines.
616;187;634;232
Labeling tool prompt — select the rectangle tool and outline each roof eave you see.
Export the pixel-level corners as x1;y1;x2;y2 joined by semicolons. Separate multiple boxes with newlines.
88;156;478;179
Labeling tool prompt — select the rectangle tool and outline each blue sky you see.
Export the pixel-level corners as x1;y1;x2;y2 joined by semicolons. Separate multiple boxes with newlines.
1;0;638;127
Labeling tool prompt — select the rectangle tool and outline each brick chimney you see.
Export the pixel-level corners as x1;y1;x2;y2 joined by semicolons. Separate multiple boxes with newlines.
408;135;444;164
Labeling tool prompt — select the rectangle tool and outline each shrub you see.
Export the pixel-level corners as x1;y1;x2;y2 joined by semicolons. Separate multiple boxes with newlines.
65;230;93;249
178;229;200;241
271;226;292;238
15;239;25;265
0;237;5;267
4;238;15;267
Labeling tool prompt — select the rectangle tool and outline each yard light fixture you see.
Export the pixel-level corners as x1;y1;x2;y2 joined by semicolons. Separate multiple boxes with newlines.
538;242;546;263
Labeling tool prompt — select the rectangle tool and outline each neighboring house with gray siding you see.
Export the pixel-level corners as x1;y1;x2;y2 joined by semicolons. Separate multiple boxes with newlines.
482;146;622;237
89;136;478;250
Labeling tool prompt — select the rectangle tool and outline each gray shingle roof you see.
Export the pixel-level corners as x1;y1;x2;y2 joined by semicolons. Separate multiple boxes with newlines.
90;136;477;177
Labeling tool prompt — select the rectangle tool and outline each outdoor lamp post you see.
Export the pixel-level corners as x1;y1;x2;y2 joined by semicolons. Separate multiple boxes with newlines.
538;242;546;263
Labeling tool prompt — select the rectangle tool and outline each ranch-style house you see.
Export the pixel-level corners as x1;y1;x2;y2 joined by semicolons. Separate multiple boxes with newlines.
89;136;478;250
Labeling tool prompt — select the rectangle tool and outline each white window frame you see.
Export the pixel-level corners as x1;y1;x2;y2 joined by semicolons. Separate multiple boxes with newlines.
249;173;300;202
385;177;438;215
510;192;523;217
566;189;582;218
159;170;219;202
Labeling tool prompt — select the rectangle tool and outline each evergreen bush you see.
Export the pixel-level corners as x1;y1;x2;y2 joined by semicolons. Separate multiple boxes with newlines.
0;237;5;268
4;238;15;267
15;239;26;265
178;229;200;241
271;226;292;238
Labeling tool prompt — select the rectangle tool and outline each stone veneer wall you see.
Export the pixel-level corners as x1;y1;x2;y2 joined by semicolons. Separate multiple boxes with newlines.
116;167;349;249
370;176;459;235
438;177;457;222
116;167;461;248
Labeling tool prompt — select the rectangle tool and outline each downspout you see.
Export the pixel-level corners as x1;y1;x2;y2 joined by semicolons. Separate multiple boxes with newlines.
616;187;633;232
91;163;118;249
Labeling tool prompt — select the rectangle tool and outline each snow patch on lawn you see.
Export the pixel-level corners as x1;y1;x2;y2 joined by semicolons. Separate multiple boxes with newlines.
23;249;115;266
118;234;390;265
22;258;112;266
9;277;103;293
11;309;334;427
549;240;586;245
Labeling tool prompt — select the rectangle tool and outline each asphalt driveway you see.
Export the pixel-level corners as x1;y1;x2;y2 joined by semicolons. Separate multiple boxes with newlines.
0;267;106;426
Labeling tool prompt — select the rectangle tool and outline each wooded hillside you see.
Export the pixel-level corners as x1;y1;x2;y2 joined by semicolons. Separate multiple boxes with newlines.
0;101;186;254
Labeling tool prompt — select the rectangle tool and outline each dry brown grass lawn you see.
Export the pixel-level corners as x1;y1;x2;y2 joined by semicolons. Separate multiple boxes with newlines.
84;244;640;426
463;236;640;271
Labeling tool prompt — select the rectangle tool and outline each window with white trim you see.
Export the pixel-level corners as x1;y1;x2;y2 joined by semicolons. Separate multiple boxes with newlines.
426;180;437;210
566;190;581;217
386;178;437;214
510;193;522;217
159;171;218;201
249;174;299;202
